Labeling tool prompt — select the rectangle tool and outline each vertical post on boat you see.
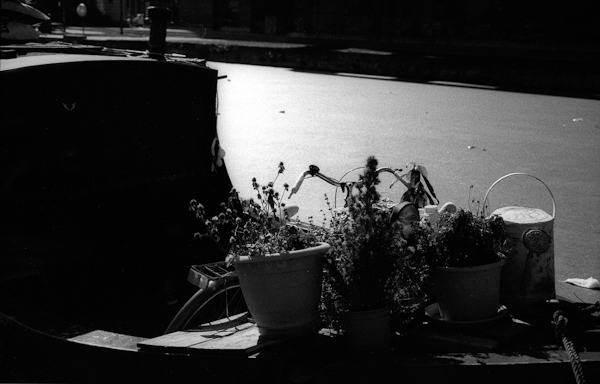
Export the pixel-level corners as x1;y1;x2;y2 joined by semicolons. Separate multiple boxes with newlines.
147;6;172;60
120;0;124;35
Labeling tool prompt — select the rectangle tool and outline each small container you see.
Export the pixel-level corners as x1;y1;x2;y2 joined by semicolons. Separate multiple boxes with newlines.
439;202;457;214
422;204;439;227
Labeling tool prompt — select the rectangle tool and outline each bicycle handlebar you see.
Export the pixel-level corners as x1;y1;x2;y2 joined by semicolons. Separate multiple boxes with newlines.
288;164;411;199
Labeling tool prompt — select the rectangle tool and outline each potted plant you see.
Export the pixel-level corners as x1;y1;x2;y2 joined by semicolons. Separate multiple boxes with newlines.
190;162;330;339
415;208;510;322
318;156;428;355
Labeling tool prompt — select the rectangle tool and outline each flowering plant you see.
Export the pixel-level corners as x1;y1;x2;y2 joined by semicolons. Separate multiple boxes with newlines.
414;208;509;268
318;156;428;329
189;162;322;264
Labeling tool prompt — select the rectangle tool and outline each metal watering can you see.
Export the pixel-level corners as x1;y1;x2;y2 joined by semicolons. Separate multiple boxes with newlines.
483;173;556;314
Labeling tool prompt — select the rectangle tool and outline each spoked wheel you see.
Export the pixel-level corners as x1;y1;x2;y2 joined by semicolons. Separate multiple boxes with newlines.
183;283;248;329
165;282;248;333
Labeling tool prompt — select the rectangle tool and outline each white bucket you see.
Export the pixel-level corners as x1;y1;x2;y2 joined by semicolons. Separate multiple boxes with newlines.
484;173;556;314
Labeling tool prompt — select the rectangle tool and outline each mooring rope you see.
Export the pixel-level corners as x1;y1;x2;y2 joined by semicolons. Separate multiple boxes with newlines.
554;310;586;384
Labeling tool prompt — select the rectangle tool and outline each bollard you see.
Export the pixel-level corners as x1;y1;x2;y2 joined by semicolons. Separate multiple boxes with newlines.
147;7;172;60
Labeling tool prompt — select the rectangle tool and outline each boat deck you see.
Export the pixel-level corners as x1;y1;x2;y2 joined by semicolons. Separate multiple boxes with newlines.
3;296;599;383
62;308;600;383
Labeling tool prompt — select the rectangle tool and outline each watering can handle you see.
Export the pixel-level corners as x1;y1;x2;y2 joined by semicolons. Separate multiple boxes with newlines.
482;173;556;219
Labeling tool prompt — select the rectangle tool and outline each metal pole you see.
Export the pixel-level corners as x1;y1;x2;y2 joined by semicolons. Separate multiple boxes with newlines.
120;0;124;34
60;0;65;32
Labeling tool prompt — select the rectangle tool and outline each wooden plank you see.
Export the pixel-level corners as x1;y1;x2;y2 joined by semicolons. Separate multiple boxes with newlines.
408;315;535;352
183;311;250;332
402;351;600;366
137;315;255;352
138;331;212;350
410;328;500;352
188;325;259;353
188;324;284;355
69;330;147;351
138;323;251;350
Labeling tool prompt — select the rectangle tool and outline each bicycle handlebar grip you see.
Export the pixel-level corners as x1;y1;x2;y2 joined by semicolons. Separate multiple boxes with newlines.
289;173;307;198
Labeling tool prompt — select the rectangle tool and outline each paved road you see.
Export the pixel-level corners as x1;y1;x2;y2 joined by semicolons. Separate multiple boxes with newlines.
209;62;600;305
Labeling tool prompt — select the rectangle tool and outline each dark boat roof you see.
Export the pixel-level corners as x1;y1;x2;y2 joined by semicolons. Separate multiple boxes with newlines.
1;42;211;69
1;40;233;336
1;51;154;70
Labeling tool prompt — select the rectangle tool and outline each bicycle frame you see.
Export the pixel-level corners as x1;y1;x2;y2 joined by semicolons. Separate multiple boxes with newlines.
288;163;438;209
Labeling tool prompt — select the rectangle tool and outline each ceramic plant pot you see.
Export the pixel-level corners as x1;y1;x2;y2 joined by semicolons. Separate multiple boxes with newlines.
431;260;505;322
343;307;391;355
235;242;330;339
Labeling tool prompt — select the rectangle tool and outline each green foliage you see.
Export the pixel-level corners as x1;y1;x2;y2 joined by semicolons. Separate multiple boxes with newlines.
416;208;509;268
318;156;429;330
190;162;322;263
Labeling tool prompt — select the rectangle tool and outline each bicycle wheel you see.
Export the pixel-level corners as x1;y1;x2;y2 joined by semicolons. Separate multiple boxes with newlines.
165;282;247;333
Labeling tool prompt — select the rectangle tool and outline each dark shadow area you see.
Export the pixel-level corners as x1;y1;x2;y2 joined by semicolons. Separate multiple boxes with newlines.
32;23;599;100
1;54;233;338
